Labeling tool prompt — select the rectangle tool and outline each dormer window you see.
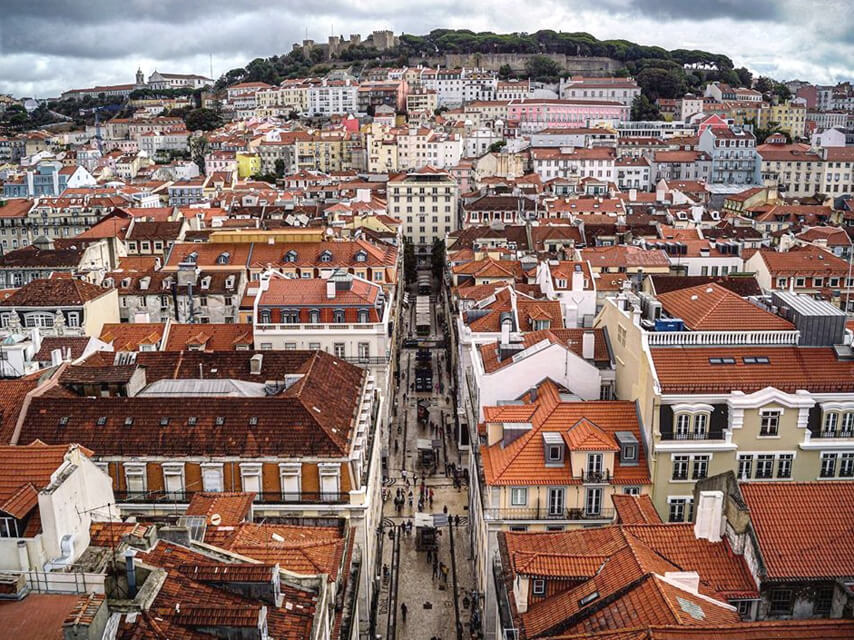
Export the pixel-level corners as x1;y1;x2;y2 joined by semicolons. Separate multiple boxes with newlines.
358;309;370;323
200;276;211;290
186;251;198;264
556;278;567;288
284;250;297;263
216;252;230;265
225;275;235;289
333;309;345;323
355;250;367;262
320;250;333;263
615;431;639;465
533;319;550;331
543;432;564;466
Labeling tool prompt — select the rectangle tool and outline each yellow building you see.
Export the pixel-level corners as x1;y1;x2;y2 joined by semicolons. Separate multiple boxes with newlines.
235;152;261;178
759;102;807;139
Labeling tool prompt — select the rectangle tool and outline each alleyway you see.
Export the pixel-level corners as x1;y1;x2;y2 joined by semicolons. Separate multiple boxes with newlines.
375;269;478;640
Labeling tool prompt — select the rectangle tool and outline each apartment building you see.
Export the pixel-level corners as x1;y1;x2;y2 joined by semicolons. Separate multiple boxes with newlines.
307;78;359;116
388;167;459;248
559;76;641;106
698;126;762;185
531;147;617;183
595;286;854;521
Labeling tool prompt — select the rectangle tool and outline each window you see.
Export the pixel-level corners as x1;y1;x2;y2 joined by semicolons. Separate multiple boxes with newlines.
532;579;546;596
777;454;793;479
668;498;688;523
240;463;262;495
162;463;184;499
585;487;602;516
672;456;689;480
279;463;301;501
692;455;709;480
333;309;345;323
769;589;793;615
676;414;690;439
824;411;838;436
318;463;341;502
820;453;838;478
201;464;224;492
693;413;708;438
760;410;780;436
841;453;854;478
510;487;528;506
547;487;564;516
547;445;562;463
738;455;753;480
735;600;752;618
586;453;603;479
756;454;775;479
842;413;854;436
358;342;370;362
67;312;80;328
333;343;345;358
813;586;834;615
125;464;146;496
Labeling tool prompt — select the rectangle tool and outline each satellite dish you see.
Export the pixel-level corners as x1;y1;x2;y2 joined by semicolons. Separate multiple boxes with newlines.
209;513;222;526
271;533;285;543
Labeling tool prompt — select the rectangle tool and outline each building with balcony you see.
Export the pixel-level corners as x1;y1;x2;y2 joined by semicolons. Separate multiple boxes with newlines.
388;166;459;249
472;379;651;635
698;126;762;186
595;285;854;521
0;277;119;337
12;348;384;628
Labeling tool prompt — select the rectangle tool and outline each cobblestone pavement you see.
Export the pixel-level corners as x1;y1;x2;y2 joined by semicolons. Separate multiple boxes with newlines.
376;277;477;640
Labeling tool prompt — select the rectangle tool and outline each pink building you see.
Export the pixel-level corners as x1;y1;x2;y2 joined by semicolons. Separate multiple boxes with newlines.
506;99;629;132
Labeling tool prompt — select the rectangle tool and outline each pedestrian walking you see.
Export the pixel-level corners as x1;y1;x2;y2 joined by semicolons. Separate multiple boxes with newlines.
400;602;407;623
432;558;439;578
454;514;460;526
440;562;449;585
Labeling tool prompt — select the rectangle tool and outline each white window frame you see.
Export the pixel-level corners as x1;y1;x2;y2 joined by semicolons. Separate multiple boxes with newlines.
240;463;263;496
162;462;185;499
125;462;147;496
279;462;302;501
510;487;528;506
318;462;341;502
201;463;224;493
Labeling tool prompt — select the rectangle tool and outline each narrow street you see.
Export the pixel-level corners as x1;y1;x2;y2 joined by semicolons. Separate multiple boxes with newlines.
375;267;478;640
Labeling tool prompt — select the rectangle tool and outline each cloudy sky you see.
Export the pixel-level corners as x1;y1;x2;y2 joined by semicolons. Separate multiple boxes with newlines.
0;0;851;98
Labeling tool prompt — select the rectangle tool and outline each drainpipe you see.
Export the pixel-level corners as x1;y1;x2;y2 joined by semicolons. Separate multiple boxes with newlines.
126;549;137;598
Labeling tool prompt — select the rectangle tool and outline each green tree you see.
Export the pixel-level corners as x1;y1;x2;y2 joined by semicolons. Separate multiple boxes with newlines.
498;64;513;80
189;135;209;174
524;55;562;82
403;240;416;284
185;108;222;132
488;140;506;153
431;238;446;283
636;67;687;100
631;94;661;121
734;66;753;88
274;158;286;178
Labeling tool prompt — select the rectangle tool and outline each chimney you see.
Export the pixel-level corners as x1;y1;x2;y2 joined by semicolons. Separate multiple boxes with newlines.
582;331;595;360
663;571;701;594
572;263;585;291
500;317;512;347
628;188;637;201
694;490;724;542
326;279;336;299
250;353;263;375
125;549;137;598
529;386;537;402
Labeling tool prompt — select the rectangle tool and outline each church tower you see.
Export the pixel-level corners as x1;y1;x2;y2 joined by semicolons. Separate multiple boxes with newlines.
135;68;145;88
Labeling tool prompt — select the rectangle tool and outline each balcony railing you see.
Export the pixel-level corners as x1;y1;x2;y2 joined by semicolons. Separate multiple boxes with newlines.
484;506;615;522
580;469;610;483
646;330;800;346
664;431;724;441
343;356;390;365
114;490;348;505
819;430;854;439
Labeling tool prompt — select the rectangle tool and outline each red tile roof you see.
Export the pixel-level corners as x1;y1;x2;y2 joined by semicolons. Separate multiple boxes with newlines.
612;494;662;525
0;593;82;640
581;246;670;269
0;279;110;307
186;491;254;526
481;380;648;486
0;442;85;519
550;619;854;639
163;323;253;351
754;247;848;276
740;481;854;581
0;376;43;444
656;283;793;331
478;328;610;374
99;323;165;351
651;346;854;394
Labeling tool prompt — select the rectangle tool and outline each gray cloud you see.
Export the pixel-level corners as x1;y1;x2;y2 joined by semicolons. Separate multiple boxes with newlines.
0;0;851;98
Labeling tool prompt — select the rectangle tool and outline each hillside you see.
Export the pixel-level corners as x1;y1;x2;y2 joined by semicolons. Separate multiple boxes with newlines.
215;28;750;102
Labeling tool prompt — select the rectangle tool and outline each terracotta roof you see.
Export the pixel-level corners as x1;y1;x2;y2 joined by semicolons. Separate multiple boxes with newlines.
0;441;83;519
656;283;793;331
0;376;43;444
127;540;317;640
163;323;253;351
464;288;563;334
99;323;165;351
19;351;364;458
0;593;83;640
581;246;670;269
34;337;91;362
649;275;762;297
186;491;254;526
651;346;854;394
0;278;110;307
89;521;155;548
740;482;854;581
549;620;854;639
612;494;662;525
481;380;648;486
206;523;347;581
0;245;84;269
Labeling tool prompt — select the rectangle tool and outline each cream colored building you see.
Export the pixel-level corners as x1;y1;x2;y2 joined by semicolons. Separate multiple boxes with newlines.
388;167;459;248
759;102;807;139
595;290;854;521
